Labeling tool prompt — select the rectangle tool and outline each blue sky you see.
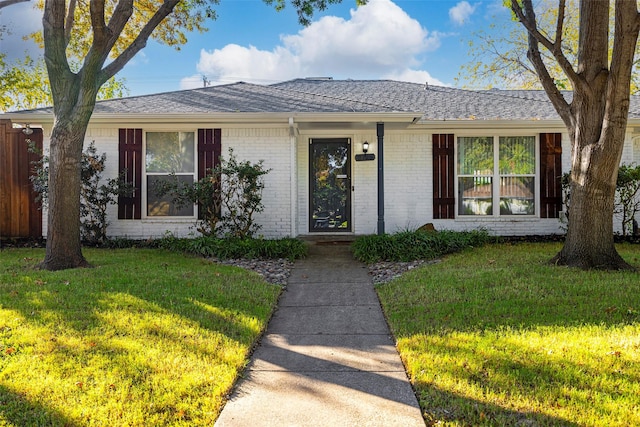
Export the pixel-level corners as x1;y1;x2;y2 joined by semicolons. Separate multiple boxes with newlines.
0;0;513;97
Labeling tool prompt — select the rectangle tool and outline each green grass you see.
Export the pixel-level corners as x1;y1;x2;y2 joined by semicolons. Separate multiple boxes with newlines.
376;242;640;426
0;248;281;426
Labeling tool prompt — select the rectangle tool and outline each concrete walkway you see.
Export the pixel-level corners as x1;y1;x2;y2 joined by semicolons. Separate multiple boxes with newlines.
215;243;425;427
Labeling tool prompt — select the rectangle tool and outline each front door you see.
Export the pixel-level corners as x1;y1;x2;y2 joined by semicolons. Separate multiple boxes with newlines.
309;138;351;232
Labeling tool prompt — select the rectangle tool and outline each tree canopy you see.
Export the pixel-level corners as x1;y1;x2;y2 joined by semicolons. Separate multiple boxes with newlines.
459;0;640;93
0;54;127;111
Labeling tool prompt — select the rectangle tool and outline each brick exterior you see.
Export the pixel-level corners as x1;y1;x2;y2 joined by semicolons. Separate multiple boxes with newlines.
35;124;639;239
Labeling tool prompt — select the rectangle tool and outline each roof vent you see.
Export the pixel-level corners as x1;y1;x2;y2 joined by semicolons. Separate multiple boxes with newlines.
305;77;333;80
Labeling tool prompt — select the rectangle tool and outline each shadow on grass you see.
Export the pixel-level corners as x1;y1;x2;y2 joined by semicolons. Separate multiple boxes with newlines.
3;249;278;343
0;248;281;424
377;243;640;426
416;384;580;426
402;332;638;425
0;384;80;427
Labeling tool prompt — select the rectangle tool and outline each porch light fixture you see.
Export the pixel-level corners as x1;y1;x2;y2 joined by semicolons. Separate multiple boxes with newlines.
22;124;33;136
355;141;375;162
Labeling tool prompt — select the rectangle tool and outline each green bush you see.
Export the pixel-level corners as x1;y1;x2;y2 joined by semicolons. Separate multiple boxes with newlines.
153;148;270;238
351;229;493;263
106;235;308;260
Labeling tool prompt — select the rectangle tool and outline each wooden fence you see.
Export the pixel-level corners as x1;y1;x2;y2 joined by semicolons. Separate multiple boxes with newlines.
0;119;43;239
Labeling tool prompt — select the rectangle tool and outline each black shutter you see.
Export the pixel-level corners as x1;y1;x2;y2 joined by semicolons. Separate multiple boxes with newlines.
118;129;143;219
539;133;563;218
197;128;222;179
433;134;455;219
197;129;222;220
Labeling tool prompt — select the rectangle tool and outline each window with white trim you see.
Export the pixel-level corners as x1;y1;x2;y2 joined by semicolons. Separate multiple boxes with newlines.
145;131;195;217
457;135;536;216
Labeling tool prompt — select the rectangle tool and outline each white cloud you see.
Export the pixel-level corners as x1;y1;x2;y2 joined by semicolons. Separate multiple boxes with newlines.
183;0;445;88
449;1;478;26
383;69;448;87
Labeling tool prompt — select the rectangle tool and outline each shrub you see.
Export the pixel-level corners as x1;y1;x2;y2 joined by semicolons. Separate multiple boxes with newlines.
154;148;270;238
351;229;493;263
152;235;308;260
30;141;132;244
615;164;640;236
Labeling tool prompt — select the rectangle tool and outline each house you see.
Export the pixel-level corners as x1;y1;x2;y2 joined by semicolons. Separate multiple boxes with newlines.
4;78;640;239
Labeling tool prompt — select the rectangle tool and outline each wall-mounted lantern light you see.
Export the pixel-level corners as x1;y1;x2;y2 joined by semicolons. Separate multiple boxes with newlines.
355;141;375;162
22;124;33;136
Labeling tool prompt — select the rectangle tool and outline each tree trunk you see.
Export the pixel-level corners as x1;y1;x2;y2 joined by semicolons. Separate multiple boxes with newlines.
554;170;631;269
39;117;91;270
552;91;634;270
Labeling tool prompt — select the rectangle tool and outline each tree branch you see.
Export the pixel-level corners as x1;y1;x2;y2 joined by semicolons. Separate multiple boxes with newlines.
43;0;74;108
100;0;180;83
104;0;135;52
89;0;107;49
64;0;76;46
510;0;580;86
80;0;132;93
510;0;573;126
553;0;565;53
0;0;29;10
605;0;640;130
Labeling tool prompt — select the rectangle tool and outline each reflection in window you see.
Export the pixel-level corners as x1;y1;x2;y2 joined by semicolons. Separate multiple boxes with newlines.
145;132;195;217
458;136;536;216
499;136;535;215
458;137;494;216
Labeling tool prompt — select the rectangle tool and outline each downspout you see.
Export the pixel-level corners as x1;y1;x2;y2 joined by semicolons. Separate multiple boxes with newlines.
289;117;298;237
377;122;385;235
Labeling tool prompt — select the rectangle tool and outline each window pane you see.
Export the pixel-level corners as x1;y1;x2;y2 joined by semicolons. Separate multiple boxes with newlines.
146;132;195;173
499;136;535;175
459;176;493;215
458;137;493;175
147;175;194;217
499;177;535;215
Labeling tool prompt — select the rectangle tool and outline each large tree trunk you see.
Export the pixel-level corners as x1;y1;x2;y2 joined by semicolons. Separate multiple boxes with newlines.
552;75;633;270
512;0;639;270
40;116;92;270
550;0;638;271
553;123;632;269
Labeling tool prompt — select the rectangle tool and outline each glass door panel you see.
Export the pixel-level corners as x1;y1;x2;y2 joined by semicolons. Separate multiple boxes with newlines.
309;139;351;232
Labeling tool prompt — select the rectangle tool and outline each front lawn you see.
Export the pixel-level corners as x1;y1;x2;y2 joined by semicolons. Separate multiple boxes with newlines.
0;248;280;426
377;242;640;426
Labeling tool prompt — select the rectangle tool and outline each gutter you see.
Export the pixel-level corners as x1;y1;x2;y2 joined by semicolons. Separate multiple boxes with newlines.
1;111;420;126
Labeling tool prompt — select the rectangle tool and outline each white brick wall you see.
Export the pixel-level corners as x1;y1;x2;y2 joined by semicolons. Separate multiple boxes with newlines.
40;124;293;239
35;123;639;239
351;134;378;235
382;133;432;233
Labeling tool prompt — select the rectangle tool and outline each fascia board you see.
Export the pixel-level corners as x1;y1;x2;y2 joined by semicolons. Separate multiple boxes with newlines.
410;119;568;131
2;112;420;126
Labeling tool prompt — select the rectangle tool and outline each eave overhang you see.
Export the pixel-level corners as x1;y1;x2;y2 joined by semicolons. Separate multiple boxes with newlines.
2;111;420;126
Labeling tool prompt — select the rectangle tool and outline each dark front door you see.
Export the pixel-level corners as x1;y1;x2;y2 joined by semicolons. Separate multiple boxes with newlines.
309;138;351;232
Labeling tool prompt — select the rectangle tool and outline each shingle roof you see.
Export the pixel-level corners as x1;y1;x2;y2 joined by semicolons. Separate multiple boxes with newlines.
9;78;640;121
272;79;563;120
14;81;403;115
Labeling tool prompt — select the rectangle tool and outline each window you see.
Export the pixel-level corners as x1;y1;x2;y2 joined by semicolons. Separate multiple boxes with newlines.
457;135;536;216
145;131;195;217
118;128;221;220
